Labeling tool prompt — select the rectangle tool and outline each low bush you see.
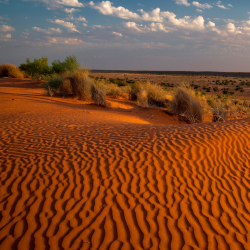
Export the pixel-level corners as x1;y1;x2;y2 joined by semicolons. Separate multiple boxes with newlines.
170;87;209;123
106;83;122;98
211;102;227;122
144;82;168;107
130;82;169;107
59;78;72;95
91;84;109;107
67;70;92;101
0;63;24;78
43;75;63;97
129;82;141;101
66;69;109;107
222;88;229;95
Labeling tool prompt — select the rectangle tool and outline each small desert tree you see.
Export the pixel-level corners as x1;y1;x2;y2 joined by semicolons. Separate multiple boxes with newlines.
52;55;79;74
20;57;52;77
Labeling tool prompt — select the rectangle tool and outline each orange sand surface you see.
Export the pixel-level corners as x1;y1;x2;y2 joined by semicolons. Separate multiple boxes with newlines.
1;78;250;250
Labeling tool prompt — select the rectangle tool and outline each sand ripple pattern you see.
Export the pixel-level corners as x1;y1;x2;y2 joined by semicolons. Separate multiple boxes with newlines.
1;97;250;249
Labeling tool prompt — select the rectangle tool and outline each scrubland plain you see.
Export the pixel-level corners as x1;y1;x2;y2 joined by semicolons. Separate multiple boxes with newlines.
1;75;250;250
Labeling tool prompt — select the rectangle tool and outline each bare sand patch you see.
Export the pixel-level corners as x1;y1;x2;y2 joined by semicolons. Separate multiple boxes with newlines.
1;78;250;249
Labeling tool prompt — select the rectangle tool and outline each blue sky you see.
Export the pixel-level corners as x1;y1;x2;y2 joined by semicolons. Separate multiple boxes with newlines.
1;0;250;71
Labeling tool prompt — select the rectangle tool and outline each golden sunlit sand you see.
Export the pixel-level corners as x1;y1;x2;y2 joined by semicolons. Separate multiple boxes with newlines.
1;78;250;250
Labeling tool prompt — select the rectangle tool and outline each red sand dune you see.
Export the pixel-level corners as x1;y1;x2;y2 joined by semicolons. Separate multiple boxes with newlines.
1;78;250;250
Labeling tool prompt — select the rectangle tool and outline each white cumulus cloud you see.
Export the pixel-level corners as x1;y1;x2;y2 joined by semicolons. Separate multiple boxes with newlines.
112;31;122;36
0;24;15;32
140;8;164;22
47;19;80;32
217;1;228;9
75;16;87;22
89;1;140;19
22;0;83;8
192;1;212;9
124;21;143;32
174;0;190;6
227;22;235;32
32;27;62;34
161;12;205;30
63;7;80;13
206;21;215;28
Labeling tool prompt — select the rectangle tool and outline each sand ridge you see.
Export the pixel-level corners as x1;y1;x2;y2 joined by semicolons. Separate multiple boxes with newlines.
1;78;250;250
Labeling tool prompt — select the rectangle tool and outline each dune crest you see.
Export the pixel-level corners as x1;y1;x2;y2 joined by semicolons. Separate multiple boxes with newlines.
1;78;250;250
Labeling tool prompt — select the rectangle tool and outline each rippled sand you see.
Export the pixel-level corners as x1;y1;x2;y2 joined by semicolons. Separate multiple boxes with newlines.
1;78;250;250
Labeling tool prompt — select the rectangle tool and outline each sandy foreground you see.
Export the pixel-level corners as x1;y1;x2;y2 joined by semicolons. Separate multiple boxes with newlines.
1;78;250;250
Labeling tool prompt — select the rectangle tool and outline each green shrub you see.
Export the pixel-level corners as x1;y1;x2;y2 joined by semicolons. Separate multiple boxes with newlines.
52;55;79;74
20;57;52;78
43;75;63;96
0;63;24;78
222;88;229;95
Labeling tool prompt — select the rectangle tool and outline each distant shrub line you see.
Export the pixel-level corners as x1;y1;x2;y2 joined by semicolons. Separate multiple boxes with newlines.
1;56;250;122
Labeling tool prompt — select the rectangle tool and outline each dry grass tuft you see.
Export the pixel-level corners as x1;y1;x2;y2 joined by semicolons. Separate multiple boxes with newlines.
91;84;109;107
0;63;24;78
106;83;122;98
130;82;169;107
170;87;209;123
137;88;148;107
68;70;92;101
144;82;169;107
211;104;228;122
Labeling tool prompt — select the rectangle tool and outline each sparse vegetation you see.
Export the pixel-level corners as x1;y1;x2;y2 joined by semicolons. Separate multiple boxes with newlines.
2;58;250;121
